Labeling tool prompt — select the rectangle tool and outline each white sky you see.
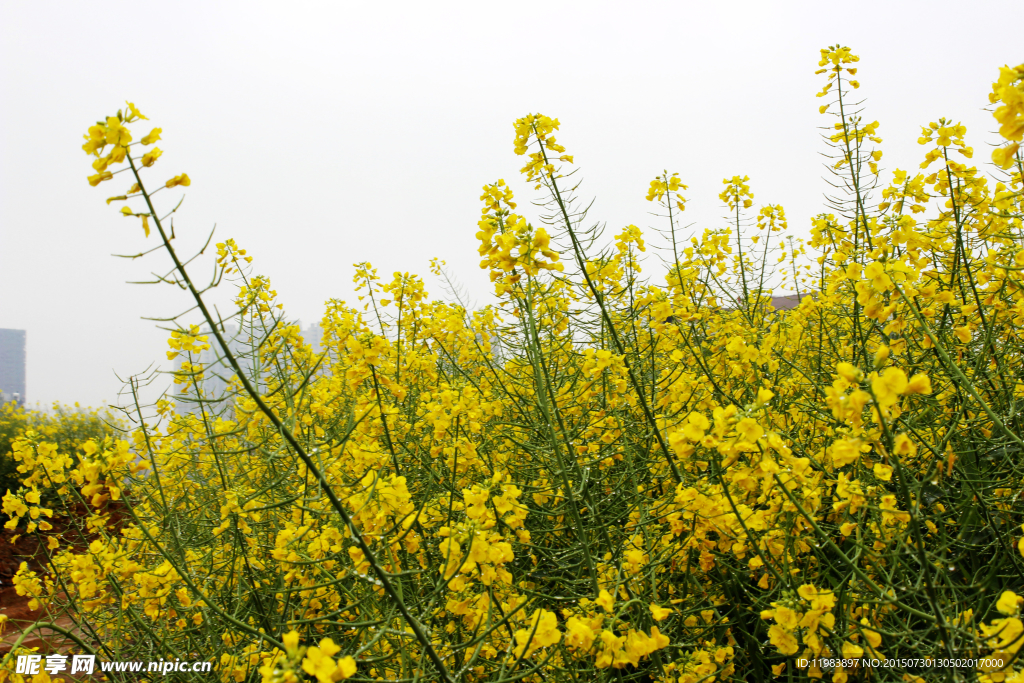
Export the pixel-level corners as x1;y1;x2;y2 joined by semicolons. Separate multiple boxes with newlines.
0;0;1018;409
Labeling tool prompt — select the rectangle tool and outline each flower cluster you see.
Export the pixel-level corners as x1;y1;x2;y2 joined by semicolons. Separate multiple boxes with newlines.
513;114;574;188
475;180;563;296
990;64;1024;169
80;102;190;238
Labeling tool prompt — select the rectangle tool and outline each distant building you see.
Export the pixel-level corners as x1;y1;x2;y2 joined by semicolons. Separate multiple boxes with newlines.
770;293;805;311
0;329;26;406
174;322;323;414
303;323;323;356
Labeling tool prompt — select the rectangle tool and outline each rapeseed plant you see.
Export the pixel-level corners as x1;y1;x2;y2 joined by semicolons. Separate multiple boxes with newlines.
2;47;1024;683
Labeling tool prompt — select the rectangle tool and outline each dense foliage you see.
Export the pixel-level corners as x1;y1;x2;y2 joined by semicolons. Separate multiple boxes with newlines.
0;402;117;519
2;47;1024;683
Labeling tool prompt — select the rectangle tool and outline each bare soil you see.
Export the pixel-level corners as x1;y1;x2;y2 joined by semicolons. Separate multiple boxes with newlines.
0;501;127;659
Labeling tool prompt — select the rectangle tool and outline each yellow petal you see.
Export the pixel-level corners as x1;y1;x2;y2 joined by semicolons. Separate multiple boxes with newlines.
334;656;357;680
997;590;1020;615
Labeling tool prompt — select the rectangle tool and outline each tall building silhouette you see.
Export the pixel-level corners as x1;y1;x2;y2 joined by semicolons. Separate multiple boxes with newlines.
0;329;26;406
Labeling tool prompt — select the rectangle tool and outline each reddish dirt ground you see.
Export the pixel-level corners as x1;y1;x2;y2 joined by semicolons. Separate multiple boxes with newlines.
0;525;79;656
1;501;127;659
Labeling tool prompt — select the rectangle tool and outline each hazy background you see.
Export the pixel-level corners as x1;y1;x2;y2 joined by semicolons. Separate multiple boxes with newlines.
0;0;1018;409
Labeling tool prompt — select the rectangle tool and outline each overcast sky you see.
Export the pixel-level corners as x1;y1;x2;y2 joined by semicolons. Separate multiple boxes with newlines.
0;0;1018;409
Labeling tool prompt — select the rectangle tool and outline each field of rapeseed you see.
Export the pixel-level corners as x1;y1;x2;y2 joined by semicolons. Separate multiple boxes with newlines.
2;46;1024;683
